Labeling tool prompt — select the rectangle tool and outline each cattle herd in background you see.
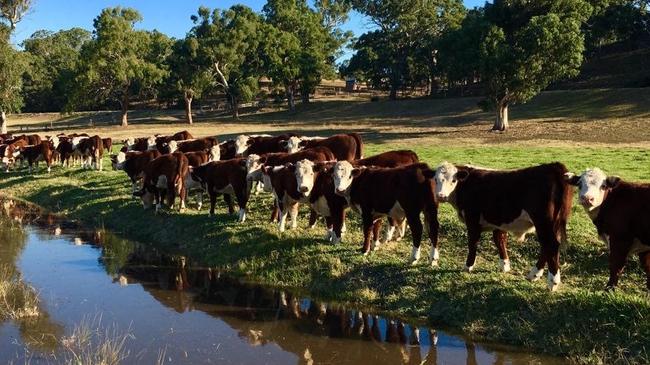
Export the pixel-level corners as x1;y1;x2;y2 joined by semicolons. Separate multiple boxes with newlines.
1;131;649;294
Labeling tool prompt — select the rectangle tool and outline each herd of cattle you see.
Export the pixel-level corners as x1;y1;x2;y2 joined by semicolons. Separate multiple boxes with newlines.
1;131;649;293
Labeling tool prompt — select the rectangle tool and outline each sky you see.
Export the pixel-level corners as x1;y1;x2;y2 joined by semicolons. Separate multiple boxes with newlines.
11;0;487;59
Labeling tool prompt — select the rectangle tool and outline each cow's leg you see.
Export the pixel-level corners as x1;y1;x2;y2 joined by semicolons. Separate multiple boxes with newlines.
371;219;383;251
278;197;288;232
331;206;345;245
396;219;407;241
406;212;423;265
222;194;235;215
492;230;510;272
384;217;396;243
464;220;481;272
533;219;563;291
425;209;440;267
361;210;374;255
234;186;249;223
289;202;299;229
196;190;203;210
209;187;217;217
606;237;630;290
178;184;186;212
639;251;650;292
324;216;334;241
270;201;280;222
308;209;318;229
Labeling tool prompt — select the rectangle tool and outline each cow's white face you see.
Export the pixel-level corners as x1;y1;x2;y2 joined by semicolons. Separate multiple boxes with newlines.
49;136;60;150
246;154;262;174
235;135;250;155
167;141;178;154
332;161;355;195
125;137;135;150
140;190;154;210
146;136;157;150
286;136;302;153
112;152;127;170
209;145;220;161
565;168;619;211
434;162;461;202
295;159;315;197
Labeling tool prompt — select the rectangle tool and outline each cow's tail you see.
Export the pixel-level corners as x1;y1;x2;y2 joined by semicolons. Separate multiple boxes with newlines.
554;164;573;247
348;133;363;159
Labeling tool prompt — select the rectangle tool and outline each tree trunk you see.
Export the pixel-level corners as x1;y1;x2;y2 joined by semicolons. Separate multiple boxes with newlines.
184;95;193;125
389;86;397;100
121;94;129;127
492;102;509;131
231;95;239;119
287;89;295;111
1;111;7;134
302;89;310;104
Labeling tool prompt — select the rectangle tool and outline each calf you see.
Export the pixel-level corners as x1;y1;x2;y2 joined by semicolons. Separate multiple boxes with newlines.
285;133;363;161
154;130;194;152
21;137;59;173
77;135;104;170
1;139;28;171
262;164;309;232
189;159;249;222
234;134;294;157
112;150;162;193
133;152;189;213
122;136;154;152
566;168;650;291
102;138;113;154
332;161;439;263
435;162;573;291
168;137;219;154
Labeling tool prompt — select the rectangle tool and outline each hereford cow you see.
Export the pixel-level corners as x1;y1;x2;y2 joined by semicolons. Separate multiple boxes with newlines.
154;130;194;152
133;152;189;213
168;137;219;154
332;161;439;263
21;136;59;173
566;168;650;291
1;139;28;171
102;138;113;153
122;136;154;153
245;147;336;189
434;162;573;291
77;135;104;170
298;150;421;244
15;134;42;146
285;133;363;161
182;146;222;210
188;158;249;222
234;134;295;157
112;150;162;193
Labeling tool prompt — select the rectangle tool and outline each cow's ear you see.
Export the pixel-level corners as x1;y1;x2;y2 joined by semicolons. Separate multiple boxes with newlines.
564;172;581;186
351;168;362;178
606;176;621;189
455;170;469;181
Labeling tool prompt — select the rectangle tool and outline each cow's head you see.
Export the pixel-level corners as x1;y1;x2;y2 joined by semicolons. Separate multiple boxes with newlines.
245;154;266;181
49;135;60;150
332;161;361;196
261;165;278;193
235;135;251;156
294;159;317;197
133;185;155;210
123;137;135;150
565;168;621;211
167;140;178;154
111;152;127;170
285;136;303;153
208;145;221;162
146;136;157;150
434;162;468;202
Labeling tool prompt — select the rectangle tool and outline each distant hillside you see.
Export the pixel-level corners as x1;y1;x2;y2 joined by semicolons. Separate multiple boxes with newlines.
553;47;650;90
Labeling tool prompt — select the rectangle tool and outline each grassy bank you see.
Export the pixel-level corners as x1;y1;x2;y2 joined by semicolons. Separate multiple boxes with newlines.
1;143;649;364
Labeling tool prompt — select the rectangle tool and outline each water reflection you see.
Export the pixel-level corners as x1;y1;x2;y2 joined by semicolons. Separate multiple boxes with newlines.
0;197;565;364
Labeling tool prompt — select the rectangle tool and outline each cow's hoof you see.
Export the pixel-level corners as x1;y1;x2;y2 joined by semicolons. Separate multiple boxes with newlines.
547;271;561;292
409;259;419;266
371;240;381;251
526;267;544;281
464;265;474;272
429;259;439;267
500;259;511;273
362;249;370;256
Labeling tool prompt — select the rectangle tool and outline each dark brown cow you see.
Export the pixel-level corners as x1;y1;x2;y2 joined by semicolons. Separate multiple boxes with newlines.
133;152;189;212
15;134;42;146
189;158;250;222
77;135;104;170
168;137;219;154
298;150;420;245
235;134;297;157
286;133;362;161
219;140;237;160
154;130;195;152
566;168;650;291
182;148;225;210
102;138;113;153
56;137;75;167
332;161;439;263
112;150;162;193
434;162;573;291
121;136;154;153
21;139;57;173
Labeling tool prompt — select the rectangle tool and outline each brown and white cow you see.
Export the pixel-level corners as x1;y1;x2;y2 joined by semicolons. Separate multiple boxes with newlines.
1;138;28;171
112;150;162;193
234;134;294;157
102;138;113;154
295;150;421;245
566;168;650;291
262;164;310;232
332;161;439;263
133;152;189;213
154;130;194;152
167;137;219;154
77;135;104;170
15;134;42;146
121;136;155;153
435;162;573;291
21;136;59;173
188;158;250;222
182;146;222;210
285;133;363;161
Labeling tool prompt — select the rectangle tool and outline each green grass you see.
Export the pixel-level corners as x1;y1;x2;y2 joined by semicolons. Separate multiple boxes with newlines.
1;144;649;364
